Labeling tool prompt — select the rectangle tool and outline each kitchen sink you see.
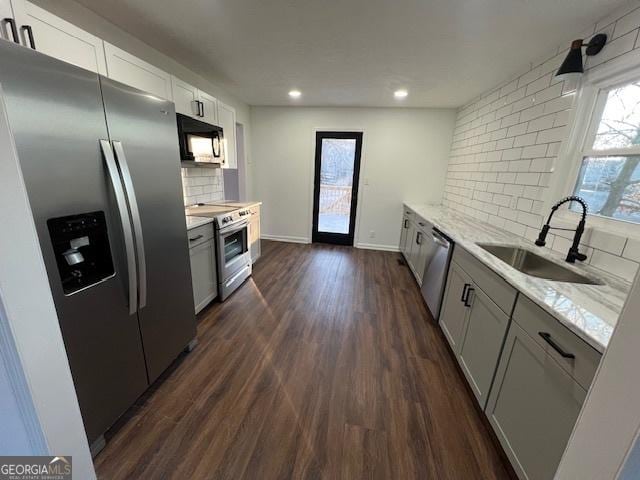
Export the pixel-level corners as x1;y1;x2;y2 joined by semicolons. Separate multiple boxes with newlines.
477;244;604;285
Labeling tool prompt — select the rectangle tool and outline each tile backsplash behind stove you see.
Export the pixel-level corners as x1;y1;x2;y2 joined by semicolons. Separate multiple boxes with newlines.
181;167;225;206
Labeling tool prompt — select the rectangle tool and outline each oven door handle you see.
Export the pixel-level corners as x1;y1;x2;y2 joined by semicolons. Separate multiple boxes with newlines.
219;220;249;236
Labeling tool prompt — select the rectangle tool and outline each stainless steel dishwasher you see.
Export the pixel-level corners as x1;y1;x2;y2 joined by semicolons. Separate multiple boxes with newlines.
420;226;454;320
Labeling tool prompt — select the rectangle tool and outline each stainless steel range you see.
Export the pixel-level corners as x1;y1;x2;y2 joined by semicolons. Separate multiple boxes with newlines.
186;204;252;300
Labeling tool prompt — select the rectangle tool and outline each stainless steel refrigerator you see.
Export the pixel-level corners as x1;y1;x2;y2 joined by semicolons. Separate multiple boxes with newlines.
0;41;196;449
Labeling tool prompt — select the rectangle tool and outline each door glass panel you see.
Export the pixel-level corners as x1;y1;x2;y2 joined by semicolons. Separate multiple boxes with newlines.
224;230;245;264
318;138;356;234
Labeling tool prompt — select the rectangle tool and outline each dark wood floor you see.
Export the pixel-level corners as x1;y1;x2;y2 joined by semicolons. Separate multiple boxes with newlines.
95;240;514;479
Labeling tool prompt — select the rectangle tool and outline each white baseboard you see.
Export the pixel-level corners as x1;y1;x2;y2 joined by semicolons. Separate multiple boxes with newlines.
355;242;400;252
262;234;310;244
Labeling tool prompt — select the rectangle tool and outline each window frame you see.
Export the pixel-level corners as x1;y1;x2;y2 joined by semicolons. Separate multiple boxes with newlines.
552;55;640;238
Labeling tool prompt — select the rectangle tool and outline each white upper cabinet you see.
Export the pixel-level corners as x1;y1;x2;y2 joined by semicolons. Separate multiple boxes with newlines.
104;42;172;100
171;76;200;117
217;101;237;169
1;0;18;43
198;90;218;126
171;76;219;125
13;2;107;74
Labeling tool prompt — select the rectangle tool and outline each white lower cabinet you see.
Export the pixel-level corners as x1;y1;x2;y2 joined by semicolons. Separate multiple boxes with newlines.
19;1;107;74
439;261;472;353
188;225;217;313
457;285;510;409
104;42;172;100
485;322;586;480
485;295;601;480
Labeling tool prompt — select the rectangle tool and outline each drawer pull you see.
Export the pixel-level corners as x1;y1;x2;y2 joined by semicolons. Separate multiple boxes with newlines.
189;234;204;242
460;283;470;303
538;332;575;359
464;287;474;307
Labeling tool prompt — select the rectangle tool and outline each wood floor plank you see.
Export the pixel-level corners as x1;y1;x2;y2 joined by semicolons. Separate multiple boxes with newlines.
94;240;515;480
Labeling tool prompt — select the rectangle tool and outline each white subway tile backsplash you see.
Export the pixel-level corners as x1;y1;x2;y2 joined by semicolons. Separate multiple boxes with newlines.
613;7;640;39
522;144;548;159
536;126;567;143
590;250;638;282
181;167;224;206
586;29;636;69
515;172;540;185
587;230;627;256
623;238;640;263
442;0;640;281
525;74;552;96
527;113;556;132
514;132;538;147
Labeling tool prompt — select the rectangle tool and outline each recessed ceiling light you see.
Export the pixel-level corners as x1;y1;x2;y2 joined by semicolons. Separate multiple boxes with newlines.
394;89;408;99
289;90;301;98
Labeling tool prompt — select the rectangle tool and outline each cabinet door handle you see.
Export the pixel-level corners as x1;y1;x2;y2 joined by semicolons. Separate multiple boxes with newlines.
189;234;204;242
403;219;408;229
21;25;36;49
464;287;474;307
460;283;470;302
538;332;575;359
198;100;204;117
416;231;422;245
3;18;19;43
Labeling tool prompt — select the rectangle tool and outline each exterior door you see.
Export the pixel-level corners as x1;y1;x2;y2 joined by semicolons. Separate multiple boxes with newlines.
312;131;363;245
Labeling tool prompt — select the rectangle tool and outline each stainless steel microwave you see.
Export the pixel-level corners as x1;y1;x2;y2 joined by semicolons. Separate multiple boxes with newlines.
176;113;225;166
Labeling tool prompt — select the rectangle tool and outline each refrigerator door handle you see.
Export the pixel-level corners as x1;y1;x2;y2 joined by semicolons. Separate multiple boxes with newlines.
112;140;147;310
100;139;138;315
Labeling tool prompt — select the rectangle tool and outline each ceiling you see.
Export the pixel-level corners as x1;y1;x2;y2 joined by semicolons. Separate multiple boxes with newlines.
74;0;625;108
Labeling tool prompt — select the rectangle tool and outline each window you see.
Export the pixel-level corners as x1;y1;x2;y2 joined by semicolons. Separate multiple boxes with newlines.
573;81;640;223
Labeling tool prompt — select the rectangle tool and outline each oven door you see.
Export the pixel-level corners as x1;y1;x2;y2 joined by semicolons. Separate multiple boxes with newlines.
217;220;250;279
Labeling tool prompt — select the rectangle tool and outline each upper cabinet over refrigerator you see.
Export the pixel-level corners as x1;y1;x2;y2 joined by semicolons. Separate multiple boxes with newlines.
104;41;173;100
1;1;107;74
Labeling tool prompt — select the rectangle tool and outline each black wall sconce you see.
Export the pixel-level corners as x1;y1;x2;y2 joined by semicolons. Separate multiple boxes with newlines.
556;34;608;78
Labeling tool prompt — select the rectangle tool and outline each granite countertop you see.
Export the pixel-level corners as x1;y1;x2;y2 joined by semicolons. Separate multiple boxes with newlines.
405;203;631;353
185;215;214;230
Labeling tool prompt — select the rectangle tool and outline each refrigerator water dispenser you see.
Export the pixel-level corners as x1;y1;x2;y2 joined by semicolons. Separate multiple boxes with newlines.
47;211;115;294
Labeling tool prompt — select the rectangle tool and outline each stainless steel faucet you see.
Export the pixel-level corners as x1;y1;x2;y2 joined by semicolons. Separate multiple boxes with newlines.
535;196;588;263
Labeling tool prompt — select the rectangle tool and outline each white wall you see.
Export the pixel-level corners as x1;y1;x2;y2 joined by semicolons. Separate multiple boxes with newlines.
442;1;640;282
250;107;456;249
